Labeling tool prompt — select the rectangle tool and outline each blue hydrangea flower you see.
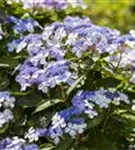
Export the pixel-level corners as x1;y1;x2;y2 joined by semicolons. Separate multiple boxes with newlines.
24;144;39;150
7;16;42;34
24;89;130;144
0;92;16;127
48;126;63;144
25;127;48;143
0;137;39;150
64;119;87;138
25;127;40;143
7;37;24;52
16;59;77;92
8;34;42;53
10;0;87;11
10;16;135;92
0;91;15;108
72;89;130;117
0;109;14;128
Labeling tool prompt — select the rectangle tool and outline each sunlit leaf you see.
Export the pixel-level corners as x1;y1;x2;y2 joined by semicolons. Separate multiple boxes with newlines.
33;99;64;113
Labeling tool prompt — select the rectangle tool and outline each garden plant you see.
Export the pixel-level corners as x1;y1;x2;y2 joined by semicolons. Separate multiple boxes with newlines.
1;0;135;150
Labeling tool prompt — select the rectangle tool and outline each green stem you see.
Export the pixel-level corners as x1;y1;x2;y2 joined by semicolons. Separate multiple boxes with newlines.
60;85;68;107
102;107;111;131
115;53;123;71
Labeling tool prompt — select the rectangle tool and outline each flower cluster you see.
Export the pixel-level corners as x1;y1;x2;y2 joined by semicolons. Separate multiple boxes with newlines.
25;89;130;144
105;30;135;83
16;58;77;92
0;92;15;127
1;0;135;148
7;16;135;92
9;0;87;11
7;16;42;34
8;17;81;92
5;16;135;147
8;16;135;56
0;136;39;150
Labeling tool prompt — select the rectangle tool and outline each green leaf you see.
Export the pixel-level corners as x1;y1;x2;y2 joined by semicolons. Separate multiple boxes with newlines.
40;143;55;150
96;77;121;88
74;145;88;150
0;124;8;134
0;64;9;68
0;55;19;69
121;113;135;122
66;75;86;96
16;92;42;108
88;130;117;150
10;90;33;96
33;99;64;113
54;135;73;150
0;74;9;90
86;115;103;130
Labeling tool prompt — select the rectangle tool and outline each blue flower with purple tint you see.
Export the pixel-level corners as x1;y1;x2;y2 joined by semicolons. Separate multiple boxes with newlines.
0;137;39;150
10;0;87;11
0;92;16;128
7;16;42;34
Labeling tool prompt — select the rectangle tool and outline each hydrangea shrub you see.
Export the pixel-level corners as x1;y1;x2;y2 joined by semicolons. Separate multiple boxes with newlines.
1;0;135;150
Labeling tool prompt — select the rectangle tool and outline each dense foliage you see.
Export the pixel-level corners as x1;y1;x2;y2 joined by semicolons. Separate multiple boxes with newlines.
1;0;135;150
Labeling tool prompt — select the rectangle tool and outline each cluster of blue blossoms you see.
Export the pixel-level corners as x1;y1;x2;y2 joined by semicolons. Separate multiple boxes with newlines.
7;16;42;35
0;92;15;128
0;89;130;148
1;14;135;149
7;16;135;92
0;92;39;150
9;0;87;11
0;137;39;150
25;89;130;144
